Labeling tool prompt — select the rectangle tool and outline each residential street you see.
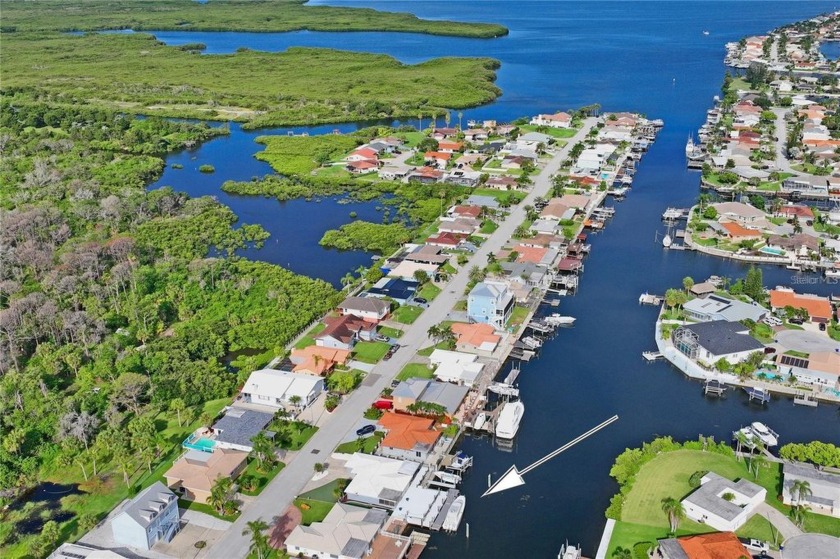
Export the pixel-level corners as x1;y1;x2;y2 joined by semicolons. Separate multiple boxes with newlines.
773;108;795;174
206;118;597;558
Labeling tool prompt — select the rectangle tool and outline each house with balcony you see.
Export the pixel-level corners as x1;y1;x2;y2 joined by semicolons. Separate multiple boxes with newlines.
110;482;180;550
467;281;514;329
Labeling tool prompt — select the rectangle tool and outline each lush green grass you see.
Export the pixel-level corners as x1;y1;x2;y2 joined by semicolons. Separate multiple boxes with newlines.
519;124;578;138
393;305;424;324
294;323;326;349
480;220;499;234
335;431;385;454
239;459;286;497
3;32;502;126
2;0;508;37
418;283;442;301
273;420;319;450
506;305;530;329
255;135;360;175
352;341;392;364
294;479;349;525
378;326;404;339
397;363;436;381
606;521;679;559
471;188;525;204
178;498;240;521
737;514;781;546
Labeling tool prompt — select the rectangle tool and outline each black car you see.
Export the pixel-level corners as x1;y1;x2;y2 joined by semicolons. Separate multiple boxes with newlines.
356;424;376;436
789;317;804;325
414;297;428;305
820;322;827;331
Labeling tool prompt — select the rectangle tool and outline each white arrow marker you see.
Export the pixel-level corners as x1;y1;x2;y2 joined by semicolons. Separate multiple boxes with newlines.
482;414;619;497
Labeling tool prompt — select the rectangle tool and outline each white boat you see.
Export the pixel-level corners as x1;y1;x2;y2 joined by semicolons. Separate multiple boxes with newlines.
546;314;576;325
558;543;583;559
734;422;779;448
521;336;542;349
495;400;525;439
442;495;466;532
703;30;710;36
433;470;462;487
825;268;840;279
662;234;672;248
786;263;802;271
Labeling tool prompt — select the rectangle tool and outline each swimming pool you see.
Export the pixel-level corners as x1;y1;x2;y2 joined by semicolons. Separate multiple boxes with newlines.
760;246;785;256
183;435;216;453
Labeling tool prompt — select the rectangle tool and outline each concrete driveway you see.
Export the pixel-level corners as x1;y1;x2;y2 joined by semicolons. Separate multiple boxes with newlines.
774;329;840;353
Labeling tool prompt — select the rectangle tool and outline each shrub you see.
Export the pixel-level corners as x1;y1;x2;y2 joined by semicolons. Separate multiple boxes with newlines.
633;542;654;559
199;164;215;173
688;470;709;488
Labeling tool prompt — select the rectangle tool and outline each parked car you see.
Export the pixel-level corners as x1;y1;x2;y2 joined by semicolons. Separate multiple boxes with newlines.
789;317;804;325
738;538;769;554
373;334;390;342
414;297;428;306
356;424;376;437
820;322;827;331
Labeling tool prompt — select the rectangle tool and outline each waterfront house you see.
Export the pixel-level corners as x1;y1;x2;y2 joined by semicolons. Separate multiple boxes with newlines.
530;218;560;234
437;140;463;153
164;448;248;504
776;204;815;219
501;261;553;290
689;281;717;298
337;296;390;323
530;112;572;128
448;205;482;219
467;281;514;329
463;128;489;142
512;243;558;266
342;453;421;509
463;194;501;210
782;177;829;195
769;288;832;323
289;346;350;377
316;314;377;350
446;169;482;187
391;378;469;416
766;233;821;257
720;221;763;241
346;147;379;162
451;322;502;355
110;482;180;550
711;202;766;225
673;321;764;365
658;532;752;559
539;201;575;221
556;258;583;273
519;233;564;249
241;369;324;409
387;260;439;281
377;413;441;463
212;408;274;453
776;351;840;389
284;503;388;559
782;461;840;517
556;194;592;211
438;217;480;235
516;131;553;150
426;231;465;249
431;127;458;140
366;277;419;305
404;244;449;265
429;349;484;387
680;472;765;531
407;166;444;184
379;164;413;181
682;294;767;323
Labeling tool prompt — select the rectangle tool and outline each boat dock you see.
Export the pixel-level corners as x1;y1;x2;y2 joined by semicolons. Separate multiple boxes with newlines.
793;391;818;407
703;379;727;397
662;207;689;220
642;351;662;362
639;293;663;305
745;386;771;404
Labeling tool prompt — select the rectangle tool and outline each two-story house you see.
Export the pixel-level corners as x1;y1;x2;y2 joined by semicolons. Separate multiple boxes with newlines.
110;482;180;550
467;281;514;329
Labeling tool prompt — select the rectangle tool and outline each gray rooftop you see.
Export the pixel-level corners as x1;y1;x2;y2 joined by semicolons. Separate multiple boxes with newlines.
338;296;390;315
213;408;274;448
683;294;767;322
392;378;469;414
682;472;763;522
678;320;765;355
657;538;689;559
118;481;177;528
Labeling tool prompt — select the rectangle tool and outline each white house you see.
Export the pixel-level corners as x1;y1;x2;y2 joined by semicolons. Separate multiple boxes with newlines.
284;503;388;559
682;294;767;323
681;472;766;531
241;369;324;409
782;461;840;517
342;453;421;509
673;321;765;365
337;296;390;323
110;482;180;550
428;349;484;387
530;112;572;128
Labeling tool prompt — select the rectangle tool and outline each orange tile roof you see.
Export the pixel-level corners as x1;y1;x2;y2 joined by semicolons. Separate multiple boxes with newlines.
438;141;463;151
769;290;832;320
451;322;501;350
720;221;761;238
425;151;452;160
290;346;351;376
513;244;549;264
378;413;440;450
676;532;752;559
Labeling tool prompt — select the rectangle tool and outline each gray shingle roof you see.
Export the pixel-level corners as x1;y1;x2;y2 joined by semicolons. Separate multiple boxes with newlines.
339;296;389;315
119;481;177;528
682;472;763;522
392;379;469;414
657;538;689;559
679;320;764;355
213;408;273;448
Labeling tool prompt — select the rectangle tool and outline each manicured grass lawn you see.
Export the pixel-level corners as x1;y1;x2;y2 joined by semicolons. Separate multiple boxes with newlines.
294;322;326;349
737;514;781;546
393;305;424;324
294;479;349;525
352;341;392;364
480;220;498;234
378;326;403;339
273;420;319;450
606;521;678;558
417;342;451;357
418;283;441;301
443;262;457;274
335;431;385;454
520;124;578;138
178;498;239;521
472;188;525;204
506;305;530;329
239;459;285;496
397;363;435;381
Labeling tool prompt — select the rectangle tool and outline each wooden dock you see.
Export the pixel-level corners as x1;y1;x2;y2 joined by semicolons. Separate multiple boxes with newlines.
703;379;727;397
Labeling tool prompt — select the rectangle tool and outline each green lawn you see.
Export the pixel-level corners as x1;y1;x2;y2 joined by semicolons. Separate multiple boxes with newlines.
335;431;385;454
294;323;326;349
506;305;530;329
393;305;424;324
397;363;436;381
178;498;239;521
272;420;319;450
606;521;680;558
519;124;578;139
480;220;499;234
294;479;349;525
472;188;525;204
378;326;404;339
418;283;442;301
239;459;285;496
352;341;392;364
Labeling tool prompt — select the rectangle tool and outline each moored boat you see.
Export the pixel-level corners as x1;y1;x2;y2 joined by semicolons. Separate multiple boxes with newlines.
558;543;583;559
495;400;525;440
546;314;576;325
442;495;466;532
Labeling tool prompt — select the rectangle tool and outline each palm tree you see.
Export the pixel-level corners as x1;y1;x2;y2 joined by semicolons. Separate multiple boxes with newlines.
734;430;751;461
750;454;767;479
289;394;303;412
170;398;186;428
789;504;807;528
682;276;694;294
242;519;271;559
457;111;464;130
250;432;277;471
209;475;234;514
661;497;685;533
790;479;812;505
341;273;354;290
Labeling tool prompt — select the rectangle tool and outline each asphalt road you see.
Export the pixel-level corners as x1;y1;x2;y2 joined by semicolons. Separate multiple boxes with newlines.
206;118;597;558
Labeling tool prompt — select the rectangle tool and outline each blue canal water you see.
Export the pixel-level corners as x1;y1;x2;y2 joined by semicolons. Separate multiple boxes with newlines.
821;39;840;59
139;2;840;555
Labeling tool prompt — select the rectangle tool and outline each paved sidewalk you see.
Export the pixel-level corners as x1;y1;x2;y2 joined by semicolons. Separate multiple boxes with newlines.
206;119;598;559
756;502;802;541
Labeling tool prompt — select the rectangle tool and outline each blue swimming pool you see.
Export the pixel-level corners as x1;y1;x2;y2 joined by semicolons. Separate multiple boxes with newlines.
760;246;786;256
183;435;216;453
